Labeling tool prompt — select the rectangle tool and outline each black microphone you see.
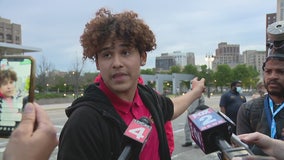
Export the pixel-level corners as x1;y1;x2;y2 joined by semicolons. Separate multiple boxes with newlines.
188;105;254;159
118;117;152;160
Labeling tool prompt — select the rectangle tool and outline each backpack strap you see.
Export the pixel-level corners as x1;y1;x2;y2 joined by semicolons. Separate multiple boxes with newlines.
264;95;272;129
137;84;171;160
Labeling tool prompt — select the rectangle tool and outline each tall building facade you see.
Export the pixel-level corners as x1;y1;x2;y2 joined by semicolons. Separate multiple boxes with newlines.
155;53;175;72
186;52;195;65
173;51;187;67
0;17;22;44
277;0;284;21
0;17;40;55
155;51;195;72
243;50;266;78
212;42;241;70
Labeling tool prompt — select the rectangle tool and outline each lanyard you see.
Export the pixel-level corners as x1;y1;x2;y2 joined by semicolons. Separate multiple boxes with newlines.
266;97;284;138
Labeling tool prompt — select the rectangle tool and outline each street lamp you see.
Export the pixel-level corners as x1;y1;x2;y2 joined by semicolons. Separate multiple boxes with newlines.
46;83;49;93
205;54;215;98
72;71;77;98
64;83;67;96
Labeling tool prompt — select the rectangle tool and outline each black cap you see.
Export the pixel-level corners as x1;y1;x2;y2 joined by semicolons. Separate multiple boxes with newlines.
231;80;241;87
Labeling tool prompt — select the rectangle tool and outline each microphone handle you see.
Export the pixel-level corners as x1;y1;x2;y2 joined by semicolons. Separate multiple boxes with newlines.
118;145;132;160
216;138;253;160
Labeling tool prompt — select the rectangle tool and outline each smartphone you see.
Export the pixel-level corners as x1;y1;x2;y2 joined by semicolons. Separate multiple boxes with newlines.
0;55;35;137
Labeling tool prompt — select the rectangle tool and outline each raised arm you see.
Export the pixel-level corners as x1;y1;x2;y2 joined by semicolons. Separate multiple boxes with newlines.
171;77;205;119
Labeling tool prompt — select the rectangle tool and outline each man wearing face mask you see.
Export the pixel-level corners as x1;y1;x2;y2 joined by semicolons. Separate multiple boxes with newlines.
219;80;246;133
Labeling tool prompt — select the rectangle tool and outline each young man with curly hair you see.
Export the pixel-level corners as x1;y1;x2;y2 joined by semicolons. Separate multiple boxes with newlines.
57;8;205;160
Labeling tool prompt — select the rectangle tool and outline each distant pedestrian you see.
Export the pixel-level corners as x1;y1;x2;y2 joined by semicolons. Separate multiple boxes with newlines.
251;82;267;99
219;80;246;133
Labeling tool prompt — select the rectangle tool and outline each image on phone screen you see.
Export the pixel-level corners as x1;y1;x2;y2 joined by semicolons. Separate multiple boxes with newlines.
0;56;35;137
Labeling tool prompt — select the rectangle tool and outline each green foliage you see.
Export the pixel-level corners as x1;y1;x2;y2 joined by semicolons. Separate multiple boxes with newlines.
35;63;260;97
140;68;155;75
35;93;66;100
198;65;208;79
169;65;181;73
232;64;259;88
183;64;198;76
214;64;233;87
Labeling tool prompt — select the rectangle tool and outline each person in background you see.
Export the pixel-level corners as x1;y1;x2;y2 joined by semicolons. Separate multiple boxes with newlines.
182;94;205;147
220;80;246;133
251;82;267;99
57;8;205;160
3;102;58;160
237;20;284;156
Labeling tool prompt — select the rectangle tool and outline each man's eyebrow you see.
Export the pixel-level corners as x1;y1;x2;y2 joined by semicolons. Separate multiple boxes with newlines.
100;43;131;52
100;46;112;52
120;43;131;47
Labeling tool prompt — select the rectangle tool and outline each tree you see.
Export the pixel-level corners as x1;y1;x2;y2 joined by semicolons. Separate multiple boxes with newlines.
69;56;85;98
82;72;99;88
36;55;54;92
198;65;208;79
215;64;232;92
140;68;155;75
247;65;260;89
183;64;198;76
232;64;259;90
170;65;181;73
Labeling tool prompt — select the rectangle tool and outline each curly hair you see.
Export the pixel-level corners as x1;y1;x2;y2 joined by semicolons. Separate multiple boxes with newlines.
0;69;17;86
80;8;156;60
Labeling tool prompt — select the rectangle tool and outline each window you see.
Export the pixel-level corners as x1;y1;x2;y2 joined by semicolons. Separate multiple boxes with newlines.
6;34;12;40
0;33;3;42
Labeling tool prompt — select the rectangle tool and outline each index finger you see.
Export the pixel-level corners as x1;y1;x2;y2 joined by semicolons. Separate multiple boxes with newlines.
33;102;52;127
12;103;36;136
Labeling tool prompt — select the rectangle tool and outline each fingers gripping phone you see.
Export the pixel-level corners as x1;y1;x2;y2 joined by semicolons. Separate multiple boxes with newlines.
0;56;35;137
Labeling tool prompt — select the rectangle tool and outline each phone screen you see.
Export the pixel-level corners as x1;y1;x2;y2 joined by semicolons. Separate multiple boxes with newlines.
0;56;35;137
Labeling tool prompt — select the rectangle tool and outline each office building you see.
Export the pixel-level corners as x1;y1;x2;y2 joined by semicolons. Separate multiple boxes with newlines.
155;51;195;72
0;17;22;44
243;50;266;78
155;53;175;72
212;42;241;70
277;0;284;21
0;17;40;55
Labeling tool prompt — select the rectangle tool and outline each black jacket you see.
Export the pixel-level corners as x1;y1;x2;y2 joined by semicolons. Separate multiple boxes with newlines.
57;84;173;160
237;95;284;155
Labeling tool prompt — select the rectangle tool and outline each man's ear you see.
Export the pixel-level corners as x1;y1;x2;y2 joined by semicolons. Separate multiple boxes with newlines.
140;52;147;66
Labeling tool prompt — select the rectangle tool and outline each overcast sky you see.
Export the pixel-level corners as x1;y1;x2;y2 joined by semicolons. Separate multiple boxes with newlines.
0;0;276;72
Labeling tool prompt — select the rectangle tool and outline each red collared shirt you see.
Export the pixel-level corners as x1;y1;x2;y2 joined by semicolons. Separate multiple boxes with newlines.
99;79;160;160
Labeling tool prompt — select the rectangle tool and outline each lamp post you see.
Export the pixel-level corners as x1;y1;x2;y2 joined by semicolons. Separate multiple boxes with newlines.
46;83;49;93
64;83;67;96
205;54;214;98
72;71;77;98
